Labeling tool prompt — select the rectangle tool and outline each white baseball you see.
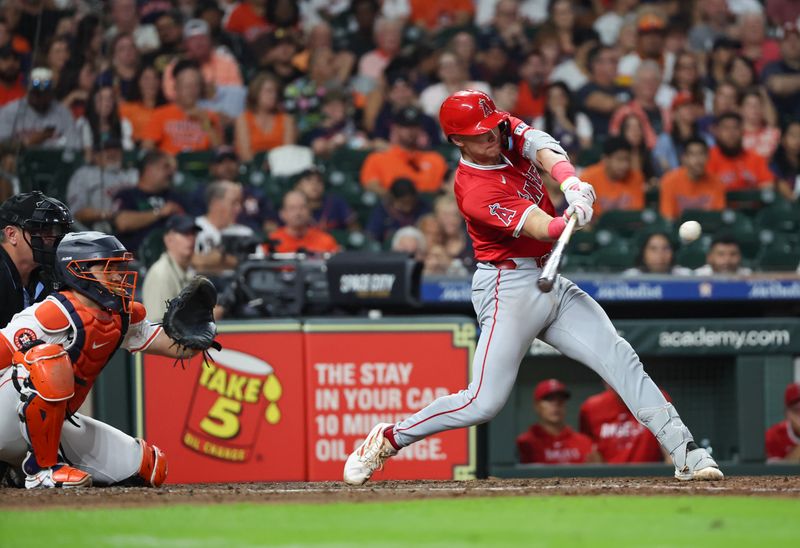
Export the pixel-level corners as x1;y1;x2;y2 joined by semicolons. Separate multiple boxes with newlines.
679;220;702;243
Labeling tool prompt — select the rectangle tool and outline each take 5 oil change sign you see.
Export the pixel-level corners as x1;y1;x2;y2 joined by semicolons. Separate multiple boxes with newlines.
303;319;476;481
138;324;306;483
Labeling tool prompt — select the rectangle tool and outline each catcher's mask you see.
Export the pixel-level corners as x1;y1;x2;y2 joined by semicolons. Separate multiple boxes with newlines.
0;191;74;275
56;231;138;314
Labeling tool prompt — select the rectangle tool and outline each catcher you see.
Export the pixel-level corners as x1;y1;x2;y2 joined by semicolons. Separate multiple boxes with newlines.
0;231;219;489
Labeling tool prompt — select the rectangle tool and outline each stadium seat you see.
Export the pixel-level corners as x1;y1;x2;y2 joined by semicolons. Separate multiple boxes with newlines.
268;145;314;177
590;240;636;272
323;147;371;175
730;225;760;260
569;230;597;256
678;209;736;234
561;253;595;272
17;148;84;202
676;238;710;269
595;209;671;238
436;143;461;169
755;236;800;271
176;151;215;179
755;203;800;234
725;188;776;214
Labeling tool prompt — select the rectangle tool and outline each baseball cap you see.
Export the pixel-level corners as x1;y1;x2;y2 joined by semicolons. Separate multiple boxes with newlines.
212;145;238;164
165;215;202;234
534;379;570;401
393;106;423;127
29;67;53;91
637;13;666;33
183;18;210;39
786;382;800;407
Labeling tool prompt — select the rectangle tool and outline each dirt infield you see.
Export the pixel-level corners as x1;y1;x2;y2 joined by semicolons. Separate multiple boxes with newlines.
1;476;799;509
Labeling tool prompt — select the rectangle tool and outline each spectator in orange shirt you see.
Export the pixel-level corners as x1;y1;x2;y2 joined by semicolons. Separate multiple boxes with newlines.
707;112;775;191
268;190;339;254
513;50;547;120
119;65;168;145
141;60;222;155
234;72;297;162
580;137;644;218
410;0;474;32
360;106;448;195
660;138;726;221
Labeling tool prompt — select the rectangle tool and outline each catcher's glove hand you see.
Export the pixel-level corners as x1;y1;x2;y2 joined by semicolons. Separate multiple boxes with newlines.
162;276;222;354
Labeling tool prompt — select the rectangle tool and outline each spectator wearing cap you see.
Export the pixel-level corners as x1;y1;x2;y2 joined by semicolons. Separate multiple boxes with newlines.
142;60;222;154
688;0;734;53
653;92;709;175
224;0;270;42
357;18;404;93
76;84;134;161
738;11;781;75
660;138;726;222
366;178;431;244
610;61;668;150
0;46;24;107
162;19;244;117
66;138;138;233
187;146;278;235
618;13;674;86
370;72;440;148
106;0;160;54
576;45;630;140
301;88;370;157
516;379;600;465
0;191;74;326
419;51;491;119
267;190;339;254
580;383;669;463
762;21;800;121
142;215;202;321
771;120;800;202
235;72;297;163
193;180;255;274
294;168;355;231
707;112;775;191
580;137;644;219
113;150;186;253
0;67;79;149
765;382;800;463
120;65;169;145
694;234;753;276
360;106;448;195
549;28;600;93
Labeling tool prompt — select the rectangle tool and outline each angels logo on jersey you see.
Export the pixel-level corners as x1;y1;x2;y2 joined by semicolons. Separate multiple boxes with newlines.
488;203;516;227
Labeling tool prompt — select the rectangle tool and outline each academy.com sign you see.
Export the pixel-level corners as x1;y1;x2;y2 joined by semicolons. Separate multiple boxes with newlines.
658;327;791;350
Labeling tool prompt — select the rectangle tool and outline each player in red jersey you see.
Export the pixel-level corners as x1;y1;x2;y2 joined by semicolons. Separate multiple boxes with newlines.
579;385;668;463
517;379;599;464
765;382;800;463
344;89;722;484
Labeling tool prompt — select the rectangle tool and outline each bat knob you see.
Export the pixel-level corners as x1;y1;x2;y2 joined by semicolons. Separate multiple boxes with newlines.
537;278;554;293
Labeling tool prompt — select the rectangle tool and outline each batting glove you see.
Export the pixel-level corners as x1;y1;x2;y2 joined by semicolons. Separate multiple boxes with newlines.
565;196;593;228
561;176;596;207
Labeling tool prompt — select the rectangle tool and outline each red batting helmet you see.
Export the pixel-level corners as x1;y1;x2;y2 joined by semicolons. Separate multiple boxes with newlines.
439;89;509;138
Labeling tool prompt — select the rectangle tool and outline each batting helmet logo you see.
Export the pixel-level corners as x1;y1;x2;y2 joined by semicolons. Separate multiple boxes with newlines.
478;98;493;117
439;89;509;138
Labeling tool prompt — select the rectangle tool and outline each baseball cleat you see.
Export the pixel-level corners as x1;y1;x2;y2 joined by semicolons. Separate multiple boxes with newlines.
343;423;398;486
25;464;92;489
674;447;724;481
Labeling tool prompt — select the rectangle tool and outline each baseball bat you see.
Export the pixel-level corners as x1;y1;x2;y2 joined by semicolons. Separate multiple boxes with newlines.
537;216;578;293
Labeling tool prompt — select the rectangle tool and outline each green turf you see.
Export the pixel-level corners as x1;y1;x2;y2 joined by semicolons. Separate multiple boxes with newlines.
2;496;798;547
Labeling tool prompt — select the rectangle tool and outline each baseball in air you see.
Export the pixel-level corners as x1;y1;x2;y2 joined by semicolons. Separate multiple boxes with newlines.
679;220;702;243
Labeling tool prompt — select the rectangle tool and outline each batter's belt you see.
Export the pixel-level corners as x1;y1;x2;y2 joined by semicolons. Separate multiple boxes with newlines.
486;255;550;269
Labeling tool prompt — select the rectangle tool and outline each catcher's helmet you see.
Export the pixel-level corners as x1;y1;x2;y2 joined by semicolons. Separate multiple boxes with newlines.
56;231;137;313
438;89;509;139
0;191;74;270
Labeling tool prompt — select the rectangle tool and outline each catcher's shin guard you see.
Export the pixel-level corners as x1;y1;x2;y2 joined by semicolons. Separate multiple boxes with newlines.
137;439;168;487
14;343;75;471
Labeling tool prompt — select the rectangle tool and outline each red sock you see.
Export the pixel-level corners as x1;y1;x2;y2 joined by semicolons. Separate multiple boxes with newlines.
383;425;401;451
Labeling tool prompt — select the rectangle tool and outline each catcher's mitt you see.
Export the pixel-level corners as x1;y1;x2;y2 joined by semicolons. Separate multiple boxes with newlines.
162;276;222;354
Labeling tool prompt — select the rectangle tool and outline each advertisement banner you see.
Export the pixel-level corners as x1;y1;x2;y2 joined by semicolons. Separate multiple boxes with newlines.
137;323;306;483
303;320;476;482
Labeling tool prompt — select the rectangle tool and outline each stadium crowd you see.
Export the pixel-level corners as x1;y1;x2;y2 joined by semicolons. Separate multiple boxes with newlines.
0;0;799;282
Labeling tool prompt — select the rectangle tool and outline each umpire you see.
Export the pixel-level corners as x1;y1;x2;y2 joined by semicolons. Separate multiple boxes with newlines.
0;191;73;327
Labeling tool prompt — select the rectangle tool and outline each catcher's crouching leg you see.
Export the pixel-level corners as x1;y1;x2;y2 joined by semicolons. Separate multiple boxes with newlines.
136;439;168;487
15;344;92;489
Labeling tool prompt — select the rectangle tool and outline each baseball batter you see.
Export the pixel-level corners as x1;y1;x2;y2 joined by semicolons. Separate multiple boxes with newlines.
344;90;723;484
0;231;205;488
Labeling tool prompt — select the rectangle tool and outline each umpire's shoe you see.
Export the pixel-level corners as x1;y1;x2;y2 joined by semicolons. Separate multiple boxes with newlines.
344;423;398;485
23;455;91;489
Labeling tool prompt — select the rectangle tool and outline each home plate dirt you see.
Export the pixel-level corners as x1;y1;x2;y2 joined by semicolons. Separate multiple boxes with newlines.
2;476;799;509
